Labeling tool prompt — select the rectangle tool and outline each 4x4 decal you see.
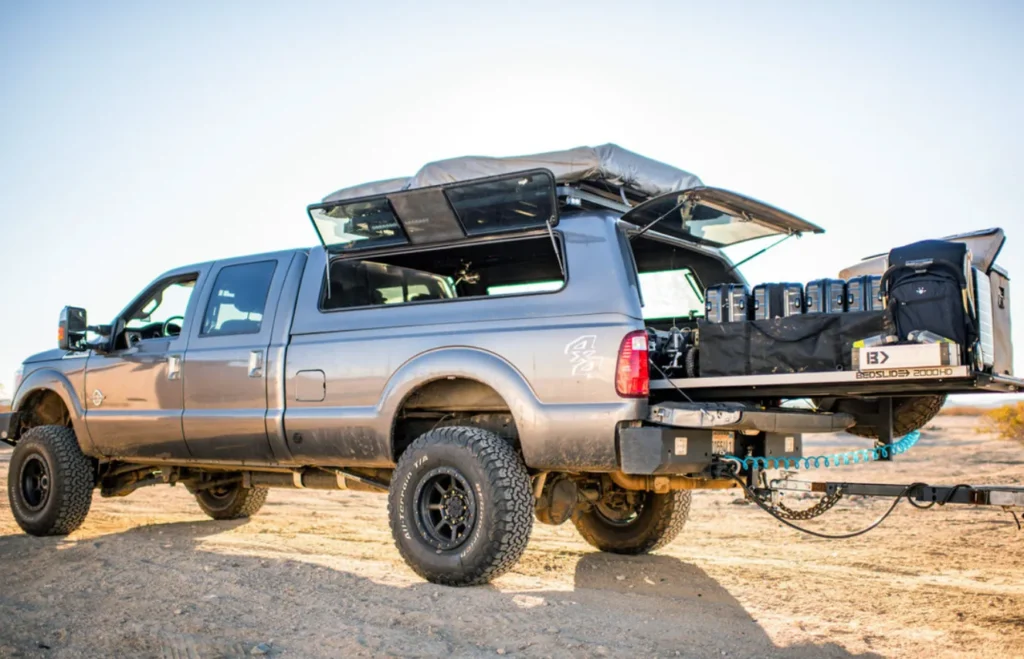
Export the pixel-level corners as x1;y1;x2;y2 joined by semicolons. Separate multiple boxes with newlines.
565;335;601;377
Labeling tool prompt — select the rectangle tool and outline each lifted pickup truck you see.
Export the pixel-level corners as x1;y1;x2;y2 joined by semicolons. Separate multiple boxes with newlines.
4;145;1020;585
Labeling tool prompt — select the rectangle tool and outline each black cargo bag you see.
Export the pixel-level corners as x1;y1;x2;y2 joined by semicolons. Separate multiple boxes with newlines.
881;239;976;348
698;311;890;377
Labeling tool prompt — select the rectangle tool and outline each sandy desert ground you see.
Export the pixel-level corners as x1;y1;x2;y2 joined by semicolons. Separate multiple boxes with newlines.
0;416;1021;658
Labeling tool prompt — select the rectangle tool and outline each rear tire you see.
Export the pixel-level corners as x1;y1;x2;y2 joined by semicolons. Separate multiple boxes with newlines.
195;483;268;520
8;425;95;536
388;426;533;586
572;489;691;555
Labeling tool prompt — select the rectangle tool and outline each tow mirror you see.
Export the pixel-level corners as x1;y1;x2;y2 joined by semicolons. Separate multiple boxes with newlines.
58;306;87;351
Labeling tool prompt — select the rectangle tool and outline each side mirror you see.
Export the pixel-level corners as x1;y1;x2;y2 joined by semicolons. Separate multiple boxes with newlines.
58;306;88;351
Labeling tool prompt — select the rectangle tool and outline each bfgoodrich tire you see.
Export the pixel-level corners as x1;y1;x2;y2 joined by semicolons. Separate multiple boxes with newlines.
195;483;268;520
572;489;691;555
8;425;95;536
388;426;533;586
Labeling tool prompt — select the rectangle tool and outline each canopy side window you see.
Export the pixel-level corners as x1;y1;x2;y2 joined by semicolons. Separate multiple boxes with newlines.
320;234;565;312
308;170;558;253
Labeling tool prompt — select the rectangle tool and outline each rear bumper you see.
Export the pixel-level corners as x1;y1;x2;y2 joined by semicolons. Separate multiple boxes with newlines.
618;424;802;475
0;411;18;447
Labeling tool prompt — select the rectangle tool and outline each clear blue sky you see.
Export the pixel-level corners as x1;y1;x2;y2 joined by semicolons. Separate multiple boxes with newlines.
1;1;1022;396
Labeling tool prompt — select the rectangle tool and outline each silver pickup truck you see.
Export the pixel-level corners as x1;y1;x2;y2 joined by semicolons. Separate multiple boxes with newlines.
4;145;1019;585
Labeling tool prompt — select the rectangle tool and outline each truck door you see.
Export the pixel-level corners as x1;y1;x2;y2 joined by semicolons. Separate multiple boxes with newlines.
181;255;289;461
84;267;208;459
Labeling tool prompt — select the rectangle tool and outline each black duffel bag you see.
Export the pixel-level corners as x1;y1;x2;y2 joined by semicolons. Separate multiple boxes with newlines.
881;239;976;348
698;311;890;377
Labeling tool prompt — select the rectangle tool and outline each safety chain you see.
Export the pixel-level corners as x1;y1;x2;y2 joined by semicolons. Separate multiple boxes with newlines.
763;487;845;520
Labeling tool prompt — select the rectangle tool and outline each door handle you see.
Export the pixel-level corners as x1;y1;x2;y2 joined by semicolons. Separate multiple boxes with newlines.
248;350;264;378
167;354;182;380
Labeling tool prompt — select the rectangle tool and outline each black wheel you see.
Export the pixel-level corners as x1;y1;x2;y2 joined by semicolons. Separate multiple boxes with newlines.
8;425;95;536
388;426;533;586
572;487;691;555
195;483;268;520
821;395;946;439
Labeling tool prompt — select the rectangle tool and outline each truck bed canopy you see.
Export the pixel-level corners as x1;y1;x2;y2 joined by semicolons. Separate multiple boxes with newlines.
322;144;703;204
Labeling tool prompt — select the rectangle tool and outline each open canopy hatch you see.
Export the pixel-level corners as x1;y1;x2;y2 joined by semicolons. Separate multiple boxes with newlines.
620;187;825;247
840;228;1007;279
308;169;558;252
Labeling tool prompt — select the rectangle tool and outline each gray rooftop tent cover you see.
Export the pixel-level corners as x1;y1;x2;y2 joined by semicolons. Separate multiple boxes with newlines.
322;144;703;203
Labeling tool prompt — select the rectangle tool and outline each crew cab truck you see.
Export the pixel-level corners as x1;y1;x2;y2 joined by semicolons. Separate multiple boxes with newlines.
4;145;1020;586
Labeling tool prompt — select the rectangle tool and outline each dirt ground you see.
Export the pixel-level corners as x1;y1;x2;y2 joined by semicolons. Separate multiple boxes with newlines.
1;416;1021;658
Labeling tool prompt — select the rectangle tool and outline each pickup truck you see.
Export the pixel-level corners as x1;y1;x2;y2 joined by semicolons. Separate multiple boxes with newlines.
4;145;1019;586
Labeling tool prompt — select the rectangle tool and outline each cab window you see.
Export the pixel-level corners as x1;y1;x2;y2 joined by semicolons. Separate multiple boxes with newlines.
201;261;278;336
124;275;198;340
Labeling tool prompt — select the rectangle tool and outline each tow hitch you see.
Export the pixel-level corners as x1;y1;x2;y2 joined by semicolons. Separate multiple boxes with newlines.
706;434;1024;537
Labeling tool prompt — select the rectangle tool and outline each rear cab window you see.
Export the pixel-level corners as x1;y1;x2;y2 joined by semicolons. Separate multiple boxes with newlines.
637;268;704;320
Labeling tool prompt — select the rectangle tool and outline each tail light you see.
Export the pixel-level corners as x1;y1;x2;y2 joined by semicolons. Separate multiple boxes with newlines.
616;330;649;397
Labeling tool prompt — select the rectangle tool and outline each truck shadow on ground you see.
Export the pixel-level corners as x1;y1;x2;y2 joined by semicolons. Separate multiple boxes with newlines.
0;521;881;659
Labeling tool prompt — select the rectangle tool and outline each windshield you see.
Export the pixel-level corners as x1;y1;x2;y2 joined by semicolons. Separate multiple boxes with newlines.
637;268;705;319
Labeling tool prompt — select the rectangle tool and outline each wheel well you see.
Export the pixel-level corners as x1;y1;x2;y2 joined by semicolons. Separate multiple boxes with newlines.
392;378;519;461
16;389;71;438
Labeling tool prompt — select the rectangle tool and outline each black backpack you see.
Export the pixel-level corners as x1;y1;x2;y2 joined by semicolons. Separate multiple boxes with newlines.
880;239;977;349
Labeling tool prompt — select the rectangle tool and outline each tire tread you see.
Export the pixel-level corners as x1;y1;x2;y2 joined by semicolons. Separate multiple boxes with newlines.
388;426;533;586
573;490;691;555
845;395;946;439
195;485;268;520
9;425;94;536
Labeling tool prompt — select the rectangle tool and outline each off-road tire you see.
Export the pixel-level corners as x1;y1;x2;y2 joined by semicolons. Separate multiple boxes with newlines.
835;395;946;439
195;484;268;520
8;425;95;536
572;490;691;555
388;426;533;586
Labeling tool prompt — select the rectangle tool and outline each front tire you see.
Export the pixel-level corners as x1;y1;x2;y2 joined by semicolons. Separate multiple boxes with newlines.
8;425;95;536
195;483;268;520
388;426;533;586
572;489;691;555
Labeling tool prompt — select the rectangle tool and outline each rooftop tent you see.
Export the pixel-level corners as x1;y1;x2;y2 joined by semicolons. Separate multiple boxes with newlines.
321;144;704;204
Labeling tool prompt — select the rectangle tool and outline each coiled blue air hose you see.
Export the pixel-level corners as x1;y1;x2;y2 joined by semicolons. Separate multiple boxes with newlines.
724;429;921;471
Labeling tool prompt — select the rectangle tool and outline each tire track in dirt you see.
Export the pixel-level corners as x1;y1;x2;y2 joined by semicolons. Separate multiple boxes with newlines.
1;417;1022;657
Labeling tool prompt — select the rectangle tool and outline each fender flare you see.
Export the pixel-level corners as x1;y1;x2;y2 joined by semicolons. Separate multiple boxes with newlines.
379;347;543;461
12;368;93;452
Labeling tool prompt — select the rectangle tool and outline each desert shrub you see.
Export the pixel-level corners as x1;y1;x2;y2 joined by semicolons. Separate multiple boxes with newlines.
939;405;989;416
981;403;1024;443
